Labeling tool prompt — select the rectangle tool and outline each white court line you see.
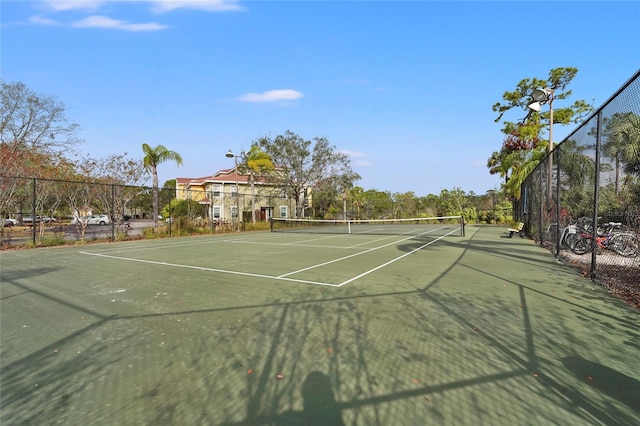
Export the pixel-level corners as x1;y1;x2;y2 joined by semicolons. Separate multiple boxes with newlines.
229;227;449;251
281;233;348;245
277;226;454;278
80;226;459;288
229;240;373;251
79;251;340;287
345;232;418;249
337;228;460;286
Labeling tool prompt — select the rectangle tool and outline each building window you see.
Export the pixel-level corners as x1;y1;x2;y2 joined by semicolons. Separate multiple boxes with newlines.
231;206;238;218
279;206;287;218
232;185;238;197
211;185;221;198
213;206;221;219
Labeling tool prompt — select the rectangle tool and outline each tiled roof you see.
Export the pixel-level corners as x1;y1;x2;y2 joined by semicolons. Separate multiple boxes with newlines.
177;167;268;188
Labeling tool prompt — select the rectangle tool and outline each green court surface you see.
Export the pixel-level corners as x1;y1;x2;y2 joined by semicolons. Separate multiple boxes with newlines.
1;225;638;425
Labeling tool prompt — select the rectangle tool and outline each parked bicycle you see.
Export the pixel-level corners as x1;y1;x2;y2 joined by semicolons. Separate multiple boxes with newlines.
571;220;639;257
542;218;579;250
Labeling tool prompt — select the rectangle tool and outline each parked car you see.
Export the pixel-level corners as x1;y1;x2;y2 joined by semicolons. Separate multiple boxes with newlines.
22;215;38;223
22;215;56;224
71;214;111;225
4;218;18;227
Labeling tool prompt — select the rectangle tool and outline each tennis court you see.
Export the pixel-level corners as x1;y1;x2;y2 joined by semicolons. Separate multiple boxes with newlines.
1;223;638;425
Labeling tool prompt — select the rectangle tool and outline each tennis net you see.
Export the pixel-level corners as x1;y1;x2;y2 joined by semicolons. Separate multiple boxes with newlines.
270;216;465;236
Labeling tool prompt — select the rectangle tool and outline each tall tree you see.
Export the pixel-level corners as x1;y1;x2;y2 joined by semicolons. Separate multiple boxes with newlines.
362;189;393;219
243;146;274;223
490;67;593;199
142;143;183;229
255;131;360;218
0;80;81;153
349;186;366;219
603;112;640;206
1;80;81;179
78;153;149;223
602;112;640;176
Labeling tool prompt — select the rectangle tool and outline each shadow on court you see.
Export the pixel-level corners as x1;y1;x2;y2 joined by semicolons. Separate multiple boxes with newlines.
245;371;345;426
1;225;639;425
562;356;640;413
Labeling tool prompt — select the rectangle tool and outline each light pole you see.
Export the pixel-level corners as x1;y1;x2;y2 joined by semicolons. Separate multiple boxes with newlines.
528;88;554;156
529;87;559;235
226;149;245;231
528;88;555;207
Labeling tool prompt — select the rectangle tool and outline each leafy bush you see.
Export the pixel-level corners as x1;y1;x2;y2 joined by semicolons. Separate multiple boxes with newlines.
162;198;205;220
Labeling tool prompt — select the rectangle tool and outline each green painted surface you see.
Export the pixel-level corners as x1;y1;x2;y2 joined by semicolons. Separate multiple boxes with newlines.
1;226;638;425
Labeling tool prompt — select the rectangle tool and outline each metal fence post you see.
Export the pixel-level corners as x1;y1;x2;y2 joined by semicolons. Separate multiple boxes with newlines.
554;147;561;256
32;177;36;246
590;110;602;280
111;184;115;242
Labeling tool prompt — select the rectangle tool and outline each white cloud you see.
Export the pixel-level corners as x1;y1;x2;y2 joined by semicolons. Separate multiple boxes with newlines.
341;150;365;158
341;150;372;167
28;15;61;26
40;0;107;12
237;89;303;103
38;0;243;13
149;0;245;13
73;15;168;31
33;0;239;31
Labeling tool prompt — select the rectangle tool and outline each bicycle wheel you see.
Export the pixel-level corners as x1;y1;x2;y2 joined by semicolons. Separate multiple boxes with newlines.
610;233;639;257
563;232;579;250
571;235;592;255
561;224;578;249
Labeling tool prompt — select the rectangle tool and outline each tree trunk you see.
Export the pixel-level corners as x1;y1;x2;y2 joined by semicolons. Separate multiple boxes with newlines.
152;167;159;230
251;174;256;223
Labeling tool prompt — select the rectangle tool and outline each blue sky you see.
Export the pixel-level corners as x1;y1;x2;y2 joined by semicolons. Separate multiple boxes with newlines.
2;1;639;196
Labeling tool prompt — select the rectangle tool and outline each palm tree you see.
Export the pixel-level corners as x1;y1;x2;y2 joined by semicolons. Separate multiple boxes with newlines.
487;150;510;184
244;146;274;223
142;143;183;229
611;113;640;176
504;143;549;200
350;186;365;219
609;113;640;205
600;113;637;193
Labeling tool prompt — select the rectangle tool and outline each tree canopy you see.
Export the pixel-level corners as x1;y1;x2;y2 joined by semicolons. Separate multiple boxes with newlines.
488;67;594;199
255;130;360;217
1;79;81;154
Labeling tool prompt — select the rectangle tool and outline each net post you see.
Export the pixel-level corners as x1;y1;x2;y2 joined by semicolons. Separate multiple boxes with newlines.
269;217;273;232
348;220;351;234
460;215;465;237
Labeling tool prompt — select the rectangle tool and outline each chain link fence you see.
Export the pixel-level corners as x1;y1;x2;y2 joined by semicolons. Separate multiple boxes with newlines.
515;70;640;307
0;177;305;247
1;174;412;248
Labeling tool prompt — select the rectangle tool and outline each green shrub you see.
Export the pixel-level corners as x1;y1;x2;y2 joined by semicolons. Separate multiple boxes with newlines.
39;235;66;247
244;222;270;231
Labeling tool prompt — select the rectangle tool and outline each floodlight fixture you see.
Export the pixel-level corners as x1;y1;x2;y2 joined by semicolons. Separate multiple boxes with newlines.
528;101;542;112
528;87;555;208
531;88;553;102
